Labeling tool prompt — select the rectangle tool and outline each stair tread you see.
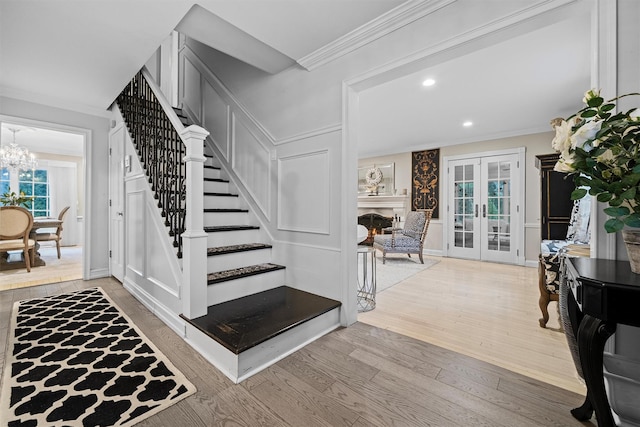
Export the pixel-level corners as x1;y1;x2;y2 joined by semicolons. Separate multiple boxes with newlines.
204;208;249;213
204;192;238;197
207;243;272;256
204;165;221;170
182;286;341;354
204;225;259;232
207;262;284;284
204;177;229;183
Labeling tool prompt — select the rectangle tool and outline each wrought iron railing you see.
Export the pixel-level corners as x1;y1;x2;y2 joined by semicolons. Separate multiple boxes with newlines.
116;70;186;257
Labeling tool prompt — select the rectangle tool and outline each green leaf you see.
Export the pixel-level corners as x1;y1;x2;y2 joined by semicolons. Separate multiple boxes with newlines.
574;176;591;186
622;173;640;186
604;206;630;217
581;109;598;118
605;218;625;233
597;192;613;202
570;188;588;200
601;103;616;112
625;214;640;228
610;197;624;206
587;97;604;108
621;187;637;199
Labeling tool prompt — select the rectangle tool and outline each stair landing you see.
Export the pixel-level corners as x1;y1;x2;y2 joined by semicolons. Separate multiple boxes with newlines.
183;286;341;354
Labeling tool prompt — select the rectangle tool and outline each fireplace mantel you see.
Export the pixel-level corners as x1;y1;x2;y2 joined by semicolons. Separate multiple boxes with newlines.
357;195;409;221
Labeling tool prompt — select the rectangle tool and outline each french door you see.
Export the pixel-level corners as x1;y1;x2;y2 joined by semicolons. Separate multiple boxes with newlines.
447;153;521;264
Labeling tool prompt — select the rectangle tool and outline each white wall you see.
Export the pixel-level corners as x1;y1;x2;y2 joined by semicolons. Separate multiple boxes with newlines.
0;96;110;278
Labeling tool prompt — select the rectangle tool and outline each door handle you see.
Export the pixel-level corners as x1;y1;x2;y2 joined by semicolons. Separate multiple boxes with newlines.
117;212;123;217
475;204;478;217
482;204;486;218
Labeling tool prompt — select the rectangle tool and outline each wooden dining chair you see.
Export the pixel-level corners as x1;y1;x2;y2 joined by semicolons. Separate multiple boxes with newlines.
0;206;36;272
34;206;70;259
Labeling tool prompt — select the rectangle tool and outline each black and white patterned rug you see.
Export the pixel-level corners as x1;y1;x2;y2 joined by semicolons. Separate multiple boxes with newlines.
0;287;196;426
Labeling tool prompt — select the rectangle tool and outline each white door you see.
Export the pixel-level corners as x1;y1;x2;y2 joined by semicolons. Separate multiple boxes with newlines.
448;158;481;260
447;154;520;264
480;155;519;264
109;124;125;282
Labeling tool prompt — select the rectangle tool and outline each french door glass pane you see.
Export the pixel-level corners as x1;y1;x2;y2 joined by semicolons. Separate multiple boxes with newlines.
486;161;511;252
454;164;474;248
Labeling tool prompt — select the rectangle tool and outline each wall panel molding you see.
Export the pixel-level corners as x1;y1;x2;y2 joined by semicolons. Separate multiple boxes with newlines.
277;150;331;234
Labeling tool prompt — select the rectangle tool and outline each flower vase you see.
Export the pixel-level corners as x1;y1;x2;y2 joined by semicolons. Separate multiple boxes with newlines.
622;230;640;274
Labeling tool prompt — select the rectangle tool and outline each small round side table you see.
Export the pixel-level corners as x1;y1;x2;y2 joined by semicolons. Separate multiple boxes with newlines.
357;245;377;312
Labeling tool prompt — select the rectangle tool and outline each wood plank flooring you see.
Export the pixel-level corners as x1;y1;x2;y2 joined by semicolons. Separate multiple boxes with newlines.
0;277;592;426
0;245;82;291
359;256;585;395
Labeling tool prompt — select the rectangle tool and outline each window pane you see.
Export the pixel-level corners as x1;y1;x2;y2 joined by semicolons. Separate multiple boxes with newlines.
0;182;9;194
34;169;47;183
34;183;48;196
34;197;47;210
19;182;32;195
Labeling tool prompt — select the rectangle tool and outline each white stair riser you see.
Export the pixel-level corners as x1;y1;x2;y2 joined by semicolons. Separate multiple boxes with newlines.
206;269;285;306
184;307;340;383
204;180;230;193
207;248;272;273
204;168;222;180
204;196;242;210
204;211;250;227
207;229;261;247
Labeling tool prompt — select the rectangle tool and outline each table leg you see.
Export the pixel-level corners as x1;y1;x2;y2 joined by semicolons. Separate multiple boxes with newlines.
572;314;616;426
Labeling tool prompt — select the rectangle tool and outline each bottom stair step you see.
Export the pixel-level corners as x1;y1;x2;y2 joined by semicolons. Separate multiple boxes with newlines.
183;286;341;354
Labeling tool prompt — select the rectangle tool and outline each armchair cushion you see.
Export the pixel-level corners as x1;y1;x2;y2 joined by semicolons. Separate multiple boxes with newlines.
374;234;421;251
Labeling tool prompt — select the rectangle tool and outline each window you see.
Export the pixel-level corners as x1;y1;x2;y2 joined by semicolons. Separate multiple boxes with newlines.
1;168;51;217
0;168;9;195
18;169;50;217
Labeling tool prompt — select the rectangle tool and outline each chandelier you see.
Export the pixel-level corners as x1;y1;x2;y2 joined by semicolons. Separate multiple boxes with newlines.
0;128;38;171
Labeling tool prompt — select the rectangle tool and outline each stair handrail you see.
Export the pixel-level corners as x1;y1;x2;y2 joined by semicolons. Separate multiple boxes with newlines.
115;68;209;318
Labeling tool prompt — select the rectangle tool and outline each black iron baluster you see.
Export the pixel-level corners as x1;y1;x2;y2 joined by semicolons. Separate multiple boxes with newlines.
115;70;187;258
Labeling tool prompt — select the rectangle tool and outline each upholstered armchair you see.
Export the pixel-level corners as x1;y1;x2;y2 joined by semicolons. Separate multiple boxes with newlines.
0;206;36;272
538;196;591;328
373;209;433;264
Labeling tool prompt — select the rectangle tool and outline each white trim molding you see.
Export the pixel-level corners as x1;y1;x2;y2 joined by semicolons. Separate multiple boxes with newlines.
297;0;457;70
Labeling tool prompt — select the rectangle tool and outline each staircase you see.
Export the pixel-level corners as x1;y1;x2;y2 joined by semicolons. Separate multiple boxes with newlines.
115;71;341;383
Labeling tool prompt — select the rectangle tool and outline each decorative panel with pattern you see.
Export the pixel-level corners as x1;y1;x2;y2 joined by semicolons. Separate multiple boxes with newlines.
412;149;440;218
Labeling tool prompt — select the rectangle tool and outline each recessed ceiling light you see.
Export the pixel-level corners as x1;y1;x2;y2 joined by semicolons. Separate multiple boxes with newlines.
422;78;436;87
463;121;473;127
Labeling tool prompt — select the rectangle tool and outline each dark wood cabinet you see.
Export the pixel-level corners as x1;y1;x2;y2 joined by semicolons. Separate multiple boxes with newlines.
536;153;575;240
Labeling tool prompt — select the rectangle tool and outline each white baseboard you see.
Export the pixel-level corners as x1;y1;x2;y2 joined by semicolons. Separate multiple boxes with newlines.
123;278;186;336
525;259;539;268
88;268;110;280
424;249;443;257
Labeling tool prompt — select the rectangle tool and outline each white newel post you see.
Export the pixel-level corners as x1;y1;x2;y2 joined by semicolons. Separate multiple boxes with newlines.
180;124;209;319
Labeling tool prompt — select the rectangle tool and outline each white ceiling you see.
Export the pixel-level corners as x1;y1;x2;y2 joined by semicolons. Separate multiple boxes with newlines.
0;0;404;113
357;12;592;158
0;1;592;160
0;123;84;158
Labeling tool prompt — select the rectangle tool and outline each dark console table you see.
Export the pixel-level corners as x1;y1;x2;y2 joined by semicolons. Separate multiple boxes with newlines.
564;257;640;426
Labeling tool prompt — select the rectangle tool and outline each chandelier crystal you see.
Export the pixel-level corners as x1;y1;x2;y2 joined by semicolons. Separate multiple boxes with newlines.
0;128;38;171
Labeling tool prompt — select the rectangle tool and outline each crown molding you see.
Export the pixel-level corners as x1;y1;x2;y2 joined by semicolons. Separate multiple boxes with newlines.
297;0;457;71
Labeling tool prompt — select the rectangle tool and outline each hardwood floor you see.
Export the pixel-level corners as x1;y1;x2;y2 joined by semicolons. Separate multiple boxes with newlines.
0;244;83;291
0;276;591;426
359;256;585;396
